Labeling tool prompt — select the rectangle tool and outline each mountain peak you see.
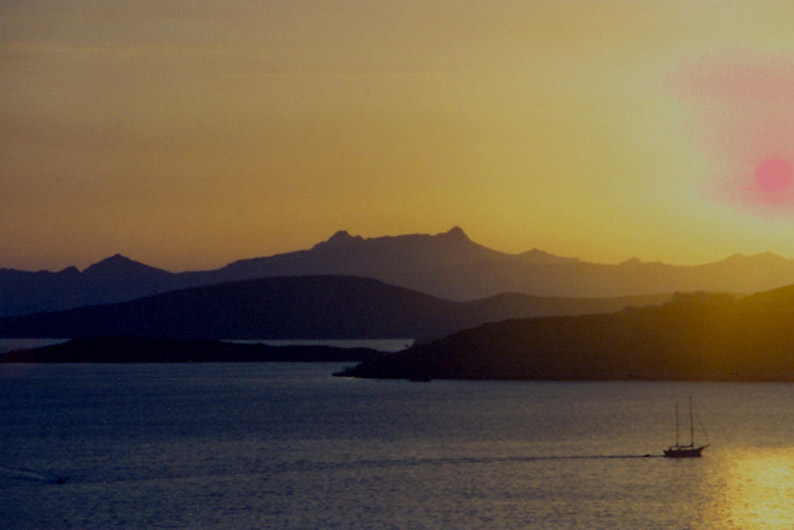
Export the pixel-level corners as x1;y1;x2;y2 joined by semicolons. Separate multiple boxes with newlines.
619;257;643;266
329;230;351;241
721;251;785;264
83;254;136;272
324;230;364;246
82;254;166;277
318;227;470;249
518;248;580;266
439;226;469;240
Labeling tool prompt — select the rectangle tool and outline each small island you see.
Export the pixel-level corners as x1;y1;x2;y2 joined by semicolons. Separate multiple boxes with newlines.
0;336;382;363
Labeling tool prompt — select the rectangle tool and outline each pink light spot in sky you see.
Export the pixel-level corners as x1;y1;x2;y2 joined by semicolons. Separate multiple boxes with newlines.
755;157;792;192
671;54;794;216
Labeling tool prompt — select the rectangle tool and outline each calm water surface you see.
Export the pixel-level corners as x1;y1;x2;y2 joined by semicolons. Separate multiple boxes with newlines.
2;363;794;529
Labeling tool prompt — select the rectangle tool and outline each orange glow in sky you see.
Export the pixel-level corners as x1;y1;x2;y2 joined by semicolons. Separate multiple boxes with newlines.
4;1;794;271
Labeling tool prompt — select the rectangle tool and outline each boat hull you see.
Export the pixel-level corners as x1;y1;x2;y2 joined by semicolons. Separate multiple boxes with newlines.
663;445;707;458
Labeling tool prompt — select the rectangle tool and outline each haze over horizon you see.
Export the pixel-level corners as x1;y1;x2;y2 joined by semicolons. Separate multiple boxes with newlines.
5;1;794;271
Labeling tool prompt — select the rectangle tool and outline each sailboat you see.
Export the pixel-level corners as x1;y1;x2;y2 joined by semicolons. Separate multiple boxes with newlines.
663;397;708;458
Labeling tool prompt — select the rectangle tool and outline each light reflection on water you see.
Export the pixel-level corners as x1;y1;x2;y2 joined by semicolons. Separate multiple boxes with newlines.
704;448;794;529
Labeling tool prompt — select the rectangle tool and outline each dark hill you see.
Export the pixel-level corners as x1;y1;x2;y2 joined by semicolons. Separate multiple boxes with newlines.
340;291;794;382
0;275;670;340
0;276;457;340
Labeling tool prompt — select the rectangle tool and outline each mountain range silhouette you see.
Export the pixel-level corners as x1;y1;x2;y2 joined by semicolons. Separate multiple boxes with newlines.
2;227;794;319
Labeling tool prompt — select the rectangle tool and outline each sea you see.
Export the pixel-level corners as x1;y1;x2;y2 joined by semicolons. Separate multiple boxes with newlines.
3;362;794;529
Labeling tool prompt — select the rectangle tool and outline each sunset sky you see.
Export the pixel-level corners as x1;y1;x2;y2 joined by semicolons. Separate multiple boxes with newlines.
4;1;794;271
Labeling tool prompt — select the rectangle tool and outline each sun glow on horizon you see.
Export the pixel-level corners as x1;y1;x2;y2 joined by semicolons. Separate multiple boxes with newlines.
4;2;794;271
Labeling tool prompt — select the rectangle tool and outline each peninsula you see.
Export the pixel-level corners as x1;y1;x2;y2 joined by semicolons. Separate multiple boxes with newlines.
337;289;794;382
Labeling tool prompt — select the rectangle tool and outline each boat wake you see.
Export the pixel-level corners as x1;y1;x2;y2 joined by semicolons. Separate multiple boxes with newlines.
0;454;666;487
261;454;666;476
513;454;662;461
472;453;669;465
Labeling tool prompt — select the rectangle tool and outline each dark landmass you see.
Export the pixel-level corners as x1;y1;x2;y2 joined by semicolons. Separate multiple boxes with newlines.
0;336;381;363
338;289;794;382
0;254;182;318
4;227;794;317
0;275;671;340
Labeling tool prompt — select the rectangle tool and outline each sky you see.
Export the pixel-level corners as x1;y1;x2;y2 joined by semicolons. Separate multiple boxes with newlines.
4;1;794;272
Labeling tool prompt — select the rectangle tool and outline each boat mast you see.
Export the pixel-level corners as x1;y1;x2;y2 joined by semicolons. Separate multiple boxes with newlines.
688;396;694;447
674;402;680;447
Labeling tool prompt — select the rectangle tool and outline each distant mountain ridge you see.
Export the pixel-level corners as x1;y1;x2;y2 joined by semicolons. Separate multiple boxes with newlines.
0;253;179;318
2;227;794;317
